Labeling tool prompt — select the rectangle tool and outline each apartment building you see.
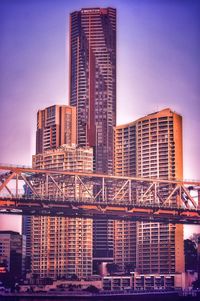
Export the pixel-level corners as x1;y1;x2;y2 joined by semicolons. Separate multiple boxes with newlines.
31;145;93;279
114;108;184;274
113;122;137;272
36;105;76;154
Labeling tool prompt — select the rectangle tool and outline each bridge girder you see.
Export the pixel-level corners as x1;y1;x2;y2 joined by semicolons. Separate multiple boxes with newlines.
0;164;200;224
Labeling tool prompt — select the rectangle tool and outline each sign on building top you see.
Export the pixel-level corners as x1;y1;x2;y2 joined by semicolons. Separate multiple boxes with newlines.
81;9;100;14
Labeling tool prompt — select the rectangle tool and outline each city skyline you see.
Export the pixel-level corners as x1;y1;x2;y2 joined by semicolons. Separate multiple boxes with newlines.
0;0;200;237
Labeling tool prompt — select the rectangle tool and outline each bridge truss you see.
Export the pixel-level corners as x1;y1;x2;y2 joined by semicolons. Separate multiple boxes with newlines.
0;164;200;224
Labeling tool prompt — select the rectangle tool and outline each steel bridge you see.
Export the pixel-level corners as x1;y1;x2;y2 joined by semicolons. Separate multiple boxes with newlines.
0;164;200;224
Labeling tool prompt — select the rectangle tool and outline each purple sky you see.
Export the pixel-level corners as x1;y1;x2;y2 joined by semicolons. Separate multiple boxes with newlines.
0;0;200;237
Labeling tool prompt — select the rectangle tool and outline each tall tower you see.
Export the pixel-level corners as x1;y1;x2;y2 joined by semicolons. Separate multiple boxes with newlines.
69;8;116;265
114;108;184;274
69;7;116;174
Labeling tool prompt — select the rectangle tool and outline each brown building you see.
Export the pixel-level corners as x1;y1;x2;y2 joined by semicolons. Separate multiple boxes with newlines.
36;105;76;154
27;103;94;279
69;7;116;175
26;105;76;276
69;7;116;264
114;108;184;274
31;145;93;279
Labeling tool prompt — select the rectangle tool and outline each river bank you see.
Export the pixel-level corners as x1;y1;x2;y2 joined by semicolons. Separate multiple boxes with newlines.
1;290;200;301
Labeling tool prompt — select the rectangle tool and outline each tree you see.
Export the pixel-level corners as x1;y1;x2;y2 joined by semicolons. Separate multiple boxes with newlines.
189;234;200;246
85;285;99;293
192;279;200;289
0;272;16;291
184;239;198;271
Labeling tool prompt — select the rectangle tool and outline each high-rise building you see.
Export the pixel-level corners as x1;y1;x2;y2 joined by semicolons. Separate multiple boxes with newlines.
24;105;76;276
69;7;116;265
69;7;116;174
31;145;93;279
22;215;32;274
136;108;184;274
26;103;94;279
0;231;26;277
113;122;137;272
36;105;76;154
114;108;184;274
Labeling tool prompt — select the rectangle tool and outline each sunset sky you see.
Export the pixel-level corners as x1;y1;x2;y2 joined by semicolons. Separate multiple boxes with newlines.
0;0;199;237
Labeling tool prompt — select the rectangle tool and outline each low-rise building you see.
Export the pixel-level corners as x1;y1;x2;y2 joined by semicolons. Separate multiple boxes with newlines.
19;279;102;292
0;231;26;278
103;272;187;291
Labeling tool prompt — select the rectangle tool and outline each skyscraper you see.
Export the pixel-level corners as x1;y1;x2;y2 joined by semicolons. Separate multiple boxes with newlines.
24;104;76;276
136;108;184;274
69;7;116;174
69;7;116;265
114;108;184;274
26;103;94;279
32;145;93;279
36;105;76;154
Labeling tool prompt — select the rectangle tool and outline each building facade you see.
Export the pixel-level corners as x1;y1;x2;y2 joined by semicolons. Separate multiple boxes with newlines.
113;122;137;272
69;7;116;174
31;145;93;279
36;105;76;154
22;215;32;274
24;104;77;277
69;7;116;264
103;272;186;291
28;103;94;279
0;231;26;278
114;108;184;274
